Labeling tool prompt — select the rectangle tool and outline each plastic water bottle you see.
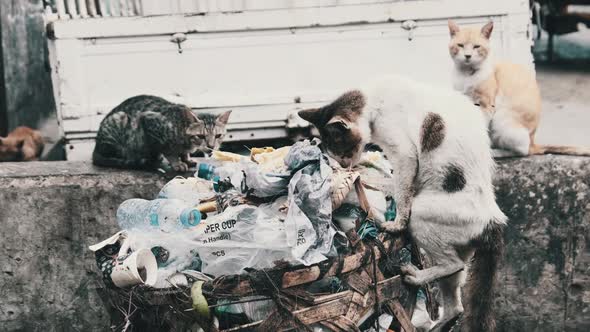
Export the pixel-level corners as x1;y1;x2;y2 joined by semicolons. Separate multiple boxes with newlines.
117;198;202;233
195;163;222;192
195;162;244;192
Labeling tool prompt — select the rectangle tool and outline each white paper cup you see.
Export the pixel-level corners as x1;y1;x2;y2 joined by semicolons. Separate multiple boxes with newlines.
111;249;158;288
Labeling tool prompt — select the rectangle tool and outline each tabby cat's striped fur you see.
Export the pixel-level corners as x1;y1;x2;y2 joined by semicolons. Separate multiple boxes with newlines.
92;95;231;171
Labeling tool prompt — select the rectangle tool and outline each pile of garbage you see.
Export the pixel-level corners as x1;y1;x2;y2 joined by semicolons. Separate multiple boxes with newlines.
91;139;436;331
91;139;395;286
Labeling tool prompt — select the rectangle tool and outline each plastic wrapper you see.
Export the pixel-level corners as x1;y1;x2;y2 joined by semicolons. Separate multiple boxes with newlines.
251;146;291;172
157;176;215;204
124;203;297;278
283;139;336;265
357;151;395;195
332;184;387;233
235;139;338;265
242;164;289;198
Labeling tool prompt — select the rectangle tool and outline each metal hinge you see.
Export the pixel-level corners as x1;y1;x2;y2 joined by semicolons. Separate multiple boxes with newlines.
401;20;418;41
171;33;187;54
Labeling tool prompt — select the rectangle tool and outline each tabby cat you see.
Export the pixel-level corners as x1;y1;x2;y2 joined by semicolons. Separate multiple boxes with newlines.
93;95;231;171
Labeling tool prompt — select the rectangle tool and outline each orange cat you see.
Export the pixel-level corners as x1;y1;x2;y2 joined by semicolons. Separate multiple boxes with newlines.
448;20;590;157
0;126;44;161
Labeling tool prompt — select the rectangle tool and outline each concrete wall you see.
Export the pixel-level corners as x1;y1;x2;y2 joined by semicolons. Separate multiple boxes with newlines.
494;156;590;332
0;156;588;331
0;162;167;331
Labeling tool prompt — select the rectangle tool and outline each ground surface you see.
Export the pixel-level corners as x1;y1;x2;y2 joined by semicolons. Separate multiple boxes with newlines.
533;28;590;147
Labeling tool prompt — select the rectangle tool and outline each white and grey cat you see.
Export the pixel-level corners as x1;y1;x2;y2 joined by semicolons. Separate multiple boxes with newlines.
93;95;231;171
299;75;507;332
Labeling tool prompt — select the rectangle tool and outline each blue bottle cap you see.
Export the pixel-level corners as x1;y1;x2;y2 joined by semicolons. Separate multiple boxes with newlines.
180;208;202;228
196;163;215;180
212;175;221;192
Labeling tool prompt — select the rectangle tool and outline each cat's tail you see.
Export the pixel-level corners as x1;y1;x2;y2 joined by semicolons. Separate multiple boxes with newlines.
530;144;590;156
461;219;505;332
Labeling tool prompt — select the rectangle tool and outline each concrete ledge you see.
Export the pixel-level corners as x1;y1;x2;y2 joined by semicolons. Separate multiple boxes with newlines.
0;157;588;331
494;156;590;332
0;162;167;331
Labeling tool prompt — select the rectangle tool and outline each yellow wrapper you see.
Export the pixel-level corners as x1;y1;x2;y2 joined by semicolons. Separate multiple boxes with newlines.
250;147;275;161
212;150;245;162
252;146;291;172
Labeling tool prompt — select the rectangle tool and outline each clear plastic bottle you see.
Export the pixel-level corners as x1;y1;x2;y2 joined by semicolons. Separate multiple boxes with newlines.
195;162;244;192
117;198;202;233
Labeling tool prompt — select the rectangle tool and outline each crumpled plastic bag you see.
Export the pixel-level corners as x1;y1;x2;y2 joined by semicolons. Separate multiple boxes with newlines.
242;164;289;198
240;139;338;266
330;150;391;232
332;185;387;232
283;139;336;265
191;204;296;276
157;176;215;205
357;151;395;195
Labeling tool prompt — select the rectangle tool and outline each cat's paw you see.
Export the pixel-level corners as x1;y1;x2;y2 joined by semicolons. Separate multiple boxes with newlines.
378;218;407;234
172;162;189;172
403;270;426;286
401;264;423;285
400;263;418;277
184;158;197;167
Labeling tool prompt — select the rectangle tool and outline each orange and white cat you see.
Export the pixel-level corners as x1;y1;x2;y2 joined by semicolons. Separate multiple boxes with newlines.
448;20;590;157
0;126;44;162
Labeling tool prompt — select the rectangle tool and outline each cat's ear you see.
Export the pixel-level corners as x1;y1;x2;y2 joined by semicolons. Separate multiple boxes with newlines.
298;108;324;127
325;117;351;134
186;110;203;124
448;20;460;37
186;123;202;136
216;110;232;125
481;21;493;39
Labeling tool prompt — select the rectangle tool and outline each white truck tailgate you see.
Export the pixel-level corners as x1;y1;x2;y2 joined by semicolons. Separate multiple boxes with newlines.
46;0;533;160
